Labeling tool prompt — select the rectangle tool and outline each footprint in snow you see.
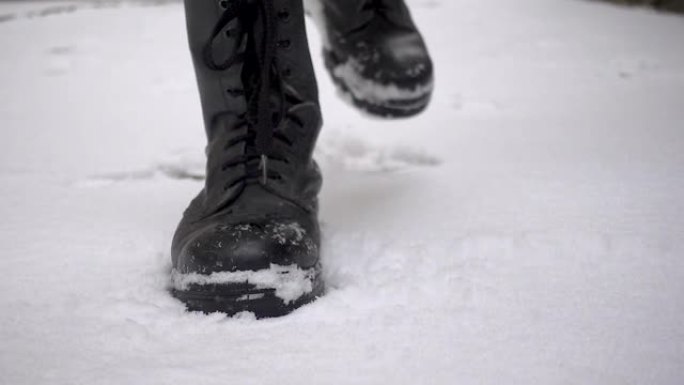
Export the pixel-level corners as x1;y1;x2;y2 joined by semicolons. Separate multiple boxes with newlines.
77;150;205;187
78;135;440;187
315;134;441;173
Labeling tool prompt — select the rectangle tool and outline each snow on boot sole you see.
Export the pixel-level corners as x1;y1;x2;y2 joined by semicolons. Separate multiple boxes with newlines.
324;49;433;118
171;263;324;318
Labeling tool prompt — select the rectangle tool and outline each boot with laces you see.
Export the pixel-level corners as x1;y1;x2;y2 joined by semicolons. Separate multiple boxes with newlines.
171;0;324;318
306;0;434;118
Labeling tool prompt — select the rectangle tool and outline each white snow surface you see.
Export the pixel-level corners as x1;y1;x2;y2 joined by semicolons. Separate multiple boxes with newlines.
1;0;684;384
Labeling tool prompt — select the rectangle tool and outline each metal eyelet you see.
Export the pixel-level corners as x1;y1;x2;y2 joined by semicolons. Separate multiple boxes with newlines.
277;39;291;49
277;9;290;22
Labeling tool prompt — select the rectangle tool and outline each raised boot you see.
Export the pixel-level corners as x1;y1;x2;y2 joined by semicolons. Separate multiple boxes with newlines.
171;0;324;317
306;0;433;118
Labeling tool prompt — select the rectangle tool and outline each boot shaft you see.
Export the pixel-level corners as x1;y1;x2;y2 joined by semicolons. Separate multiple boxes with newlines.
182;0;323;217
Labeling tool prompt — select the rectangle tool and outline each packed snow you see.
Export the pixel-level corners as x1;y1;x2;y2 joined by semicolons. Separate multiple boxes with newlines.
1;0;683;384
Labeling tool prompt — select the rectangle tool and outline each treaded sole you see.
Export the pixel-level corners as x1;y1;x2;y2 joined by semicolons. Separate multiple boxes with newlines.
171;265;324;318
324;50;433;118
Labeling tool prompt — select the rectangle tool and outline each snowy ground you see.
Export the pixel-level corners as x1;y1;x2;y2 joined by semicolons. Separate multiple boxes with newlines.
1;0;684;384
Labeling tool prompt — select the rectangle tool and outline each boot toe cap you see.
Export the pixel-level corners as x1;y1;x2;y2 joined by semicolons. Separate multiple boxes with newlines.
174;220;319;274
339;31;433;88
375;34;433;86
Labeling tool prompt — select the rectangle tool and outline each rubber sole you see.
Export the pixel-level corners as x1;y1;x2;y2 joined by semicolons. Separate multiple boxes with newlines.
171;265;324;318
324;49;433;118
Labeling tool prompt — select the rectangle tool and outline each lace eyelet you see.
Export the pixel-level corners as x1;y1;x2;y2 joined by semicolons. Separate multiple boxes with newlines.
282;68;292;78
277;9;290;22
226;88;243;97
219;0;228;9
277;39;291;49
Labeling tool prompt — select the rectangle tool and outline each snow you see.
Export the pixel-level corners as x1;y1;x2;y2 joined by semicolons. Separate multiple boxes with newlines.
1;0;683;384
304;0;330;46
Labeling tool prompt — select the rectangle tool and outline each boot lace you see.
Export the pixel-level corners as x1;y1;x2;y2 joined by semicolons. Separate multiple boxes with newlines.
203;0;293;186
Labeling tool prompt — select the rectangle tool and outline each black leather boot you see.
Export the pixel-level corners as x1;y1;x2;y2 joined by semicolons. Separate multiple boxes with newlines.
171;0;324;317
306;0;433;118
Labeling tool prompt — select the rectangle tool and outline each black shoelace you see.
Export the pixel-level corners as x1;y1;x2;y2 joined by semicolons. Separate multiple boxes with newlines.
203;0;286;185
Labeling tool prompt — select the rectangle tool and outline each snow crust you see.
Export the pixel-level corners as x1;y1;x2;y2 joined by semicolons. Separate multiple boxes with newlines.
171;264;316;304
1;1;684;385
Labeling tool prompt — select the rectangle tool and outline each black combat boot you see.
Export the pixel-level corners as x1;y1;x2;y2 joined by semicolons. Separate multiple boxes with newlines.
306;0;433;118
171;0;324;318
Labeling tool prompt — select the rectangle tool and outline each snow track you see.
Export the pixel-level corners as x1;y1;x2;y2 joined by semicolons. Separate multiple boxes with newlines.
1;0;683;384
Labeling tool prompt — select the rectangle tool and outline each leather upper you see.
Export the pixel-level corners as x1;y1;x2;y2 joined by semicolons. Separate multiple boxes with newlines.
173;0;323;274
